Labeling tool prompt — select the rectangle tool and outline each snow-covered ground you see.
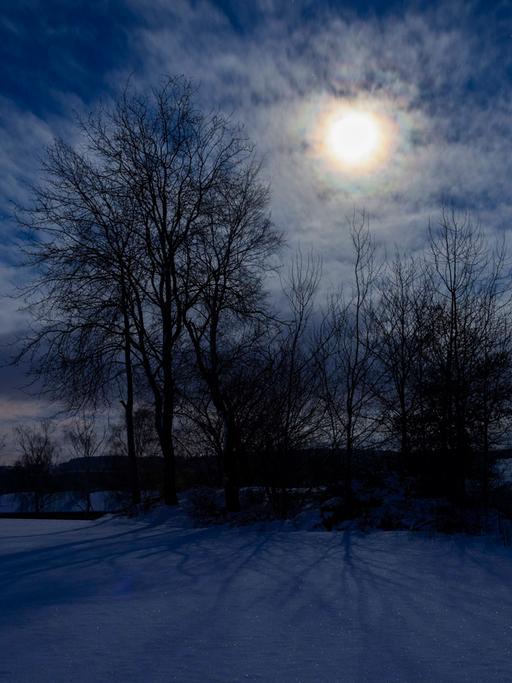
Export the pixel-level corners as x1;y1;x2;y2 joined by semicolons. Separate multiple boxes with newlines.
1;508;512;682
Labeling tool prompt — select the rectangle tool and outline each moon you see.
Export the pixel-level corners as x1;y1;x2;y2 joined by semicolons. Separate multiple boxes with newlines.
327;111;381;167
310;102;395;175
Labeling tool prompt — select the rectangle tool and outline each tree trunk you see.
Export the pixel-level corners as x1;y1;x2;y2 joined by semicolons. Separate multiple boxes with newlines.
398;385;409;472
158;426;178;506
121;272;141;507
345;447;353;512
85;462;92;513
123;395;141;506
345;412;353;511
157;393;178;506
162;443;178;506
223;414;240;512
122;311;141;507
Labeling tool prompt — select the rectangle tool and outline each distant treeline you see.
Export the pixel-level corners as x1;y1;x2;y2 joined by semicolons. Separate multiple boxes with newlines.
3;446;512;517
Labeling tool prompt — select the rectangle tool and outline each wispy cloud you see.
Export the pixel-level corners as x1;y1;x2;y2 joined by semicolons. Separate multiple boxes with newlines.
3;1;512;261
123;0;512;263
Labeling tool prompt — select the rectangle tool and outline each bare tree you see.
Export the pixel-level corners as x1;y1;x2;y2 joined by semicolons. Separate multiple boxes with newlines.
15;420;59;513
401;209;512;501
20;76;275;507
18;128;144;505
109;406;161;460
88;77;280;507
373;253;430;465
184;157;282;511
254;251;323;515
66;414;105;512
175;383;224;477
317;214;380;508
470;296;512;507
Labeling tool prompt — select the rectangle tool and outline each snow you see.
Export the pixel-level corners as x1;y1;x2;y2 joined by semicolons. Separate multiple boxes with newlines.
1;508;512;682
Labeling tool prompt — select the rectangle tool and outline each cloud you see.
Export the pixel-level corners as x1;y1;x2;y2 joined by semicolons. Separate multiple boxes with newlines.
0;266;29;336
114;0;512;277
4;1;512;262
0;396;49;423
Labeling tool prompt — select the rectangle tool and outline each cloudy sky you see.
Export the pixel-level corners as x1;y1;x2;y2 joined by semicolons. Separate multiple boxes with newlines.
1;0;512;442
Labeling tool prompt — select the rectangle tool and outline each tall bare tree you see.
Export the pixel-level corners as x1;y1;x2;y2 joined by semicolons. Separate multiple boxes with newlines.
256;252;323;515
373;253;429;465
422;210;511;500
317;214;379;507
20;76;277;507
18;133;143;505
184;159;282;511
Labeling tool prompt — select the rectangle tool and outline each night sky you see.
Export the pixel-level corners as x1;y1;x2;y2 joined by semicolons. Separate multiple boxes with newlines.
1;0;512;436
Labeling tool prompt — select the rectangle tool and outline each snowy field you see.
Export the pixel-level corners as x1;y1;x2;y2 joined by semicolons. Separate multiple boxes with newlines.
1;509;512;682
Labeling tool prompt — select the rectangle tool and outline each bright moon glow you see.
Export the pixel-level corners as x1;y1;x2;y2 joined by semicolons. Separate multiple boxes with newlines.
309;101;396;176
327;111;381;166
